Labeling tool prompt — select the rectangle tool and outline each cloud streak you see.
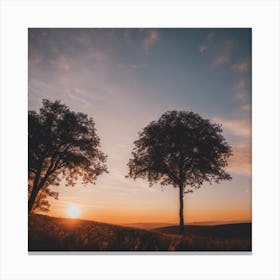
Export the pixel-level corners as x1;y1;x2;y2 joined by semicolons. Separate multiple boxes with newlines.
214;117;251;139
198;32;251;113
124;29;160;50
213;39;236;66
231;58;251;112
231;60;250;74
198;45;208;54
56;54;71;70
227;144;251;176
198;32;236;67
214;117;251;176
143;29;160;49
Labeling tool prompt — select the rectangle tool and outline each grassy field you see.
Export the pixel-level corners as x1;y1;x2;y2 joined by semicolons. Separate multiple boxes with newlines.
28;214;251;251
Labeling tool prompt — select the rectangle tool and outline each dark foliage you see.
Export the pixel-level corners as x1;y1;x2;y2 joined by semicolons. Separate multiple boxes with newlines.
28;185;59;214
28;99;107;213
127;111;232;233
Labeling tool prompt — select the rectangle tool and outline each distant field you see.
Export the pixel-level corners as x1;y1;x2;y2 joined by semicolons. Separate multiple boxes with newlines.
155;223;252;238
123;222;176;230
29;214;251;251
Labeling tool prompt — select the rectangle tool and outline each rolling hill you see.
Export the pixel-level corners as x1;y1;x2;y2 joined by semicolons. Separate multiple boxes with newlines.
123;222;176;230
28;214;251;251
154;223;252;238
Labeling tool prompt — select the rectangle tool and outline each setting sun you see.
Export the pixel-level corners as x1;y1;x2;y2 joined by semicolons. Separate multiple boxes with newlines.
67;204;81;219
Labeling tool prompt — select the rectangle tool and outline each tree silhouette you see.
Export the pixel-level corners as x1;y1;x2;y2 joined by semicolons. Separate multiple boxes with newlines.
127;111;232;234
28;99;107;214
28;184;59;214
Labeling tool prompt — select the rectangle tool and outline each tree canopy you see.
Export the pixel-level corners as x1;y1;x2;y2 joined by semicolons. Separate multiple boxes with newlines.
127;110;232;233
28;99;107;213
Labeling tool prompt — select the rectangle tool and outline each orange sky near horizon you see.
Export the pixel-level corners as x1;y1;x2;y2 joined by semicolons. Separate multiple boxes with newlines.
48;201;252;225
44;174;252;225
46;198;252;225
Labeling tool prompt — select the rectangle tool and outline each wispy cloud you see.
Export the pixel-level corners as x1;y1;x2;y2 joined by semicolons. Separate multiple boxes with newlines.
231;60;250;74
214;117;251;139
214;117;251;176
198;45;208;54
74;30;93;46
214;54;230;66
28;77;64;109
213;39;236;66
207;32;215;40
124;29;160;50
51;54;71;71
29;48;42;65
89;50;108;61
65;88;89;107
143;29;160;49
198;33;236;67
234;77;250;102
227;144;251;176
231;57;251;112
197;32;213;55
49;53;72;71
54;199;107;209
198;33;251;113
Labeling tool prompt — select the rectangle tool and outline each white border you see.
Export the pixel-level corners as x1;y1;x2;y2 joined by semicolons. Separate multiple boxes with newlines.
0;1;279;280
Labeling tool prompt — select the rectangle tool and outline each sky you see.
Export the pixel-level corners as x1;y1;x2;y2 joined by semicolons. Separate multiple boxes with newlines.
29;28;251;225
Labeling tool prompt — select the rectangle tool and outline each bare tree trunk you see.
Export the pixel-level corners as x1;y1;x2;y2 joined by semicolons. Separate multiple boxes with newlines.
179;184;184;234
28;164;53;214
28;185;40;214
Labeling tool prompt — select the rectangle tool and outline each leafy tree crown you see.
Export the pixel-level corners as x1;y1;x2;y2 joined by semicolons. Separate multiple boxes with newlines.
127;110;232;192
28;99;108;188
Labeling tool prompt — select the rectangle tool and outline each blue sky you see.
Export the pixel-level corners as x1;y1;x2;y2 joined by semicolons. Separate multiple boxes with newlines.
29;28;251;224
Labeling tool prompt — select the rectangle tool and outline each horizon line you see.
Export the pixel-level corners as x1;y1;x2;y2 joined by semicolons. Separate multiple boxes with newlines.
33;213;251;226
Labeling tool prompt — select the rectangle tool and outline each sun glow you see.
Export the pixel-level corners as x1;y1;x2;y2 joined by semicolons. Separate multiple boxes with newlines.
67;204;81;219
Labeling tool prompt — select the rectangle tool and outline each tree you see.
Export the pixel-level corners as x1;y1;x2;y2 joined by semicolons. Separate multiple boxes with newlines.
28;99;107;214
127;111;232;234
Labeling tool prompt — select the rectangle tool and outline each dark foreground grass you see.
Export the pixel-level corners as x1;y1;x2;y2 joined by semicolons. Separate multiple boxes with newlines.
28;214;251;251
